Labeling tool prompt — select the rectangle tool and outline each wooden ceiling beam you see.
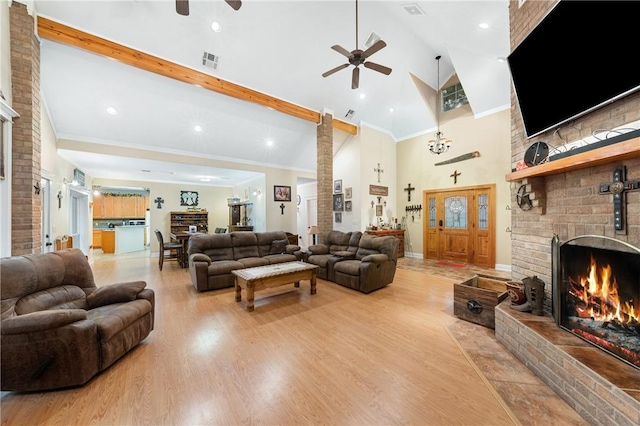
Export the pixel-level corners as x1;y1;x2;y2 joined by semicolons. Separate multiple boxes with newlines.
36;16;358;135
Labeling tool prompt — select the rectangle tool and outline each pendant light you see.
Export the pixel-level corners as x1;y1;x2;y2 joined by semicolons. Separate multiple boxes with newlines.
428;55;452;155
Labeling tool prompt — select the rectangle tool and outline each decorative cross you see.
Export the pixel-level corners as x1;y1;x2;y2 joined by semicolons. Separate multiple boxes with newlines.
154;197;164;209
598;166;640;233
374;163;384;183
280;203;286;215
450;170;461;184
370;200;375;208
404;183;415;202
57;191;63;209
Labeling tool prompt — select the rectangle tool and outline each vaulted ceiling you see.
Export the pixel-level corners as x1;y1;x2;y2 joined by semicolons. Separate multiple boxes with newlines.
33;0;511;186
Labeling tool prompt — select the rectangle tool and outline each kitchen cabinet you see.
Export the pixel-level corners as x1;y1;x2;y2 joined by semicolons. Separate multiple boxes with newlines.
93;230;102;248
93;195;149;219
101;230;115;253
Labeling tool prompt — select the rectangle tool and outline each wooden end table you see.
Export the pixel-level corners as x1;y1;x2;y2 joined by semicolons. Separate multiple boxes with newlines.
232;262;319;311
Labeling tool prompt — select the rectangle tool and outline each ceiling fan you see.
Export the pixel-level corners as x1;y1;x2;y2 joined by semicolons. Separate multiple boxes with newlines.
322;0;392;90
176;0;242;16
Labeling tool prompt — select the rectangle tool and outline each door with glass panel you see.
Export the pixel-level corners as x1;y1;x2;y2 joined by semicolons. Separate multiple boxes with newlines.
423;185;495;267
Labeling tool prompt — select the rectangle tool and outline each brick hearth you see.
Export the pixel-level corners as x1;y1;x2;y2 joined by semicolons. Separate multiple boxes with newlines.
495;302;640;426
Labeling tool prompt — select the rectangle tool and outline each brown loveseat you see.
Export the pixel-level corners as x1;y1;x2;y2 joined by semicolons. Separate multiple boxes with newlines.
305;230;399;293
188;231;302;292
1;249;155;392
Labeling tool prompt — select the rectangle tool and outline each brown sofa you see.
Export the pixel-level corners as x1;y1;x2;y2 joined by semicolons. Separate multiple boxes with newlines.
1;249;155;392
188;231;302;292
305;230;399;293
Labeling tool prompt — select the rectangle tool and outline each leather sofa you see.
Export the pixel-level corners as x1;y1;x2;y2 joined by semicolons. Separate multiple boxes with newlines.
188;231;302;292
1;249;155;392
305;230;399;293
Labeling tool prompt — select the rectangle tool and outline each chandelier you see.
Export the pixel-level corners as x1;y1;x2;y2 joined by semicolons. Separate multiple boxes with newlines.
428;55;452;155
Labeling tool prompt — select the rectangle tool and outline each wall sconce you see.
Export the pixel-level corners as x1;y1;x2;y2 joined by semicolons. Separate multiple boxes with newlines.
253;190;261;196
308;225;320;245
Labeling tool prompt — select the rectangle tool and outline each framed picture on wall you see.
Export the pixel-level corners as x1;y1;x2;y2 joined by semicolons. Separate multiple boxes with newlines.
333;193;344;211
335;212;342;223
345;200;352;212
345;187;352;199
274;185;291;202
180;191;199;206
334;179;342;193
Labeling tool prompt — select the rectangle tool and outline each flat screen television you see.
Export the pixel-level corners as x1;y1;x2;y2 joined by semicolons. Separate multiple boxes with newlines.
508;1;640;139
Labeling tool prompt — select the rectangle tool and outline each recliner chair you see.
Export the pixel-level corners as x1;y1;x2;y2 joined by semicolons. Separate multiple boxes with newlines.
1;249;155;392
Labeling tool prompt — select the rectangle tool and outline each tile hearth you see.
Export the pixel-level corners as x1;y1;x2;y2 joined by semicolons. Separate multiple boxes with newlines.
495;301;640;426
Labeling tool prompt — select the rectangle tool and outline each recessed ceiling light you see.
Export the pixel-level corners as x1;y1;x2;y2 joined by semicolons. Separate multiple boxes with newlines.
359;93;366;100
106;106;118;115
389;107;394;113
497;57;507;63
479;23;489;29
266;140;274;147
194;125;203;132
200;177;211;182
211;21;222;33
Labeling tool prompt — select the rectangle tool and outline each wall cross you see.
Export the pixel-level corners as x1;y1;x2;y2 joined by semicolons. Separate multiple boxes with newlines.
154;197;164;209
450;170;461;184
280;203;286;215
404;183;415;202
598;166;640;233
374;163;384;183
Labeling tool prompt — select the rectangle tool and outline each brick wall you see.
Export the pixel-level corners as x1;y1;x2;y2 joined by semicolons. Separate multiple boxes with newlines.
9;2;41;255
317;112;333;233
509;0;640;297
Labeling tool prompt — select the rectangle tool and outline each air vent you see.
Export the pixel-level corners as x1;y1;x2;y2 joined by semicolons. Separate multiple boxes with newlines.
344;109;355;118
402;4;425;16
202;52;219;69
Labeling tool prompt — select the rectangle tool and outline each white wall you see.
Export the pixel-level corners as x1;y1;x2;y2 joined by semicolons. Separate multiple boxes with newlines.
232;175;266;231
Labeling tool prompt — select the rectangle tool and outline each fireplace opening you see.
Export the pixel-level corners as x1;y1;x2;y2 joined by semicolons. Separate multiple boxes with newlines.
553;235;640;369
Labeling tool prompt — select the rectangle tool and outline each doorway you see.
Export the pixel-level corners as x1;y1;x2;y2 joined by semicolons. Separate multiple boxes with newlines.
423;184;495;267
69;187;90;255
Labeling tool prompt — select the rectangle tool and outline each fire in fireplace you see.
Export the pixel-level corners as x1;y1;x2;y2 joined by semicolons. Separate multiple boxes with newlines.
552;235;640;369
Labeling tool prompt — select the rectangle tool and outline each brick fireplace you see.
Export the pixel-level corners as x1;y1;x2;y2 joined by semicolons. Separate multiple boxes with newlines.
498;1;640;424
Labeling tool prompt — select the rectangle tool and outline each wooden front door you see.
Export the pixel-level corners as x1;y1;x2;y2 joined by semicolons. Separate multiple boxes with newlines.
423;184;495;267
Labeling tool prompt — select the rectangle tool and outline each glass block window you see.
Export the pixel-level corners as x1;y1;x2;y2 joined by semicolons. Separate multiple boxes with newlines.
429;197;436;227
478;194;488;230
445;196;467;229
442;83;468;112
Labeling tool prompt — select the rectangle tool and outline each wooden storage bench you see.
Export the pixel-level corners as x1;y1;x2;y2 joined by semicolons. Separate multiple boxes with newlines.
453;274;509;329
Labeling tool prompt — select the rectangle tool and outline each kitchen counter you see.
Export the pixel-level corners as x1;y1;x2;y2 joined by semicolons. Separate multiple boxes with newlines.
115;225;145;254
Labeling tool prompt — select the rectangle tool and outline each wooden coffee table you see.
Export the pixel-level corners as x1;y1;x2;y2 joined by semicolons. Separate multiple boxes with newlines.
233;262;319;311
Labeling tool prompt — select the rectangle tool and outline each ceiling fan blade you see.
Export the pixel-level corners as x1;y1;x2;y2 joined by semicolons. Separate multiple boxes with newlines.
225;0;242;11
364;62;392;75
331;45;353;59
363;40;386;58
176;0;189;16
322;63;350;78
352;67;360;90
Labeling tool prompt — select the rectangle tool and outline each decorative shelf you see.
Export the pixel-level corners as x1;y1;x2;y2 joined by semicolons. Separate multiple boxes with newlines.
506;136;640;182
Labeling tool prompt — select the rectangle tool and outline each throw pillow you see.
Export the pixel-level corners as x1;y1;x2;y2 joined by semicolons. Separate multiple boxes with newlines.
269;239;288;255
86;281;147;309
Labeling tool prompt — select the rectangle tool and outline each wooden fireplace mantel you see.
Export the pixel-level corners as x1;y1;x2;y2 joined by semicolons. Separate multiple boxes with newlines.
505;136;640;182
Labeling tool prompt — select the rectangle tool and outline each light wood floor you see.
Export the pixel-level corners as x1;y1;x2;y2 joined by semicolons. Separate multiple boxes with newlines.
1;253;582;425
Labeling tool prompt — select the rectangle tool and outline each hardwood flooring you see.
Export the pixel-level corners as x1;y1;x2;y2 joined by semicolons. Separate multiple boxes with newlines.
1;252;585;425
